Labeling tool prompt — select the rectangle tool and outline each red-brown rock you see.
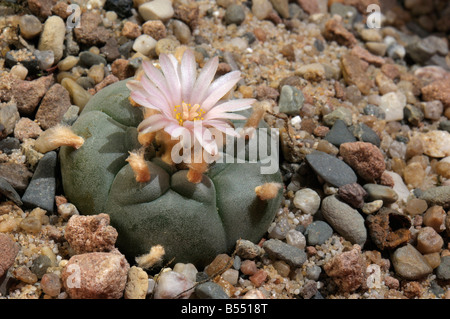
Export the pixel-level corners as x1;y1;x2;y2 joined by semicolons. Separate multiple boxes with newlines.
323;16;357;48
0;234;19;277
339;142;385;182
35;84;71;130
11;75;54;115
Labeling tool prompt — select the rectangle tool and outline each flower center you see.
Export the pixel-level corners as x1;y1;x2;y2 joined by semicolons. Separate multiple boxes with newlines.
174;102;205;125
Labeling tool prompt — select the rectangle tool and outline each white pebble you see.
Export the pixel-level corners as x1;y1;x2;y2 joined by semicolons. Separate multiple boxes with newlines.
379;91;406;122
10;64;28;80
222;269;239;286
286;229;306;250
173;263;198;283
153;270;194;299
133;34;157;56
293;188;321;215
57;203;79;220
139;0;174;22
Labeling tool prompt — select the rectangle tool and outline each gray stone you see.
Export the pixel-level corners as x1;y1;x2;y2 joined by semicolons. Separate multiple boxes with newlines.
330;3;357;24
224;4;246;25
363;184;398;204
363;104;385;119
324;119;357;147
305;221;333;245
61;105;80;126
22;151;57;212
0;177;22;206
34;50;54;70
79;51;107;68
436;256;450;280
419;186;450;207
235;239;262;259
323;107;353;126
406;38;436;64
195;282;229;299
430;280;445;297
305;265;321;281
349;123;380;147
30;255;52;279
305;151;357;187
262;239;307;268
0;137;20;155
320;195;367;246
278;85;304;115
391;244;433;280
439;120;450;133
0;163;33;192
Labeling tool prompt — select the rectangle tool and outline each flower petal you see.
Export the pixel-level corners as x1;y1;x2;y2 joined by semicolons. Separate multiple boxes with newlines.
130;91;161;111
204;98;255;119
142;61;174;106
193;125;218;155
201;71;241;111
190;56;219;106
180;49;197;103
137;114;174;133
159;53;181;104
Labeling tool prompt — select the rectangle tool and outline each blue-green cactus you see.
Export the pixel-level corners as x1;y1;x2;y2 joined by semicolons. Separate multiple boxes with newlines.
59;80;283;267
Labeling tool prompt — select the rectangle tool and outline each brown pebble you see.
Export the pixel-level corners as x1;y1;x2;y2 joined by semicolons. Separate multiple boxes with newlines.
337;183;367;209
142;20;167;40
416;227;444;254
240;260;257;276
423;206;446;233
323;16;357;48
423;252;441;269
111;59;135;80
280;44;295;62
249;269;267;288
313;125;330;137
41;273;62;297
204;254;233;277
402;281;423;299
253;28;266;42
122;21;141;39
13;266;38;284
273;260;290;277
0;234;19;277
384;275;399;289
403;162;425;189
405;198;428;216
340;142;385;182
14;118;42;141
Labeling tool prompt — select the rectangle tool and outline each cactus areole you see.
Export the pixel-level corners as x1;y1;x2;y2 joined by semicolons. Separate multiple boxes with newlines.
59;80;283;267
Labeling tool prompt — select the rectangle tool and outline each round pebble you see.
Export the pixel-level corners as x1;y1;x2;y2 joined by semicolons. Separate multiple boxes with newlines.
305;221;334;246
133;34;157;56
293;188;320;215
19;15;42;40
224;4;246;25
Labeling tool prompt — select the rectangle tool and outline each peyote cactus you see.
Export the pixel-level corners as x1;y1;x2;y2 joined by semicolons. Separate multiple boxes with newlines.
59;54;283;268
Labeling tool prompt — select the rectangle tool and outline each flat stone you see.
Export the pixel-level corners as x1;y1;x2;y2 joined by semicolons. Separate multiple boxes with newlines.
436;256;450;280
419;186;450;207
363;183;398;205
0;163;33;192
79;51;107;68
262;239;307;268
341;53;373;95
324;119;357;147
0;234;19;277
35;84;72;130
305;221;333;246
21;151;57;212
278;85;304;115
391;244;433;280
195;282;229;299
349;123;381;147
321;195;367;246
0;177;22;206
306;150;357;187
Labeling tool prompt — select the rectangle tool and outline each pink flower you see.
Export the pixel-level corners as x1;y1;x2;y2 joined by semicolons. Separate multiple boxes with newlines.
127;49;255;155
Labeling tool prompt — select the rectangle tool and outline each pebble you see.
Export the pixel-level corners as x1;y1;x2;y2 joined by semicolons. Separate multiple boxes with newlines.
296;63;325;82
349;123;381;147
341;53;372;95
171;20;191;44
306;265;321;281
337;182;367;209
436;256;450;280
240;260;257;275
293;188;320;215
61;252;129;299
323;245;365;293
20;215;41;234
323;107;353;127
0;177;22;206
132;35;157;56
35;84;72;130
419;186;450;208
41;273;62;297
361;200;383;215
416;227;443;254
363;183;398;205
0;102;19;137
324;119;357;147
142;20;167;40
420;130;450;158
195;282;229;299
57;56;79;72
285;229;306;250
0;233;19;277
19;14;42;40
305;151;357;187
205;254;233;277
21;151;56;213
61;78;92;110
249;269;268;287
305;221;333;246
13;266;38;284
391;244;433;280
173;263;198;283
10;64;28;80
139;0;174;21
340;142;385;182
423;205;447;233
0;163;33;192
34;50;54;71
421;101;443;121
124;266;149;299
404;198;428;216
278;85;304;115
79;51;107;68
235;239;262;259
324;17;357;48
30;255;52;279
104;0;133;18
11;74;54;115
87;64;105;84
38;16;66;63
14;117;42;141
321;195;367;246
252;0;273;20
262;239;307;268
379;91;407;122
0;137;20;155
224;4;246;25
221;269;239;285
65;214;117;254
